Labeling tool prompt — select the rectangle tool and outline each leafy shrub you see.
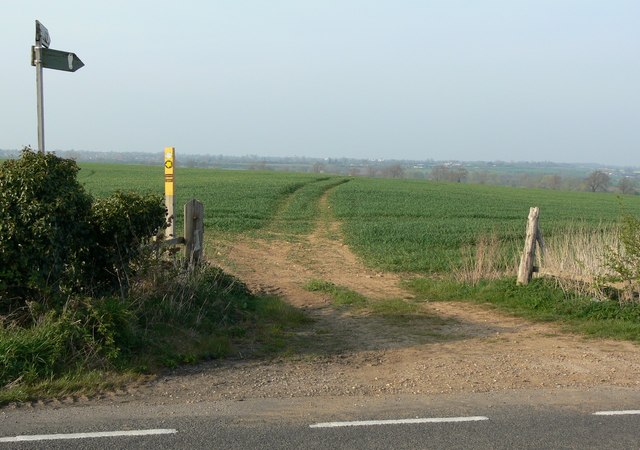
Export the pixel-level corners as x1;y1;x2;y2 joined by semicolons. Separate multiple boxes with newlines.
87;191;166;293
0;149;166;313
0;149;93;306
602;214;640;302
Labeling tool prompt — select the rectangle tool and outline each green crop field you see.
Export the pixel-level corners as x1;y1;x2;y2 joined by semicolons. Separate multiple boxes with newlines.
328;178;640;272
78;163;640;274
78;163;330;233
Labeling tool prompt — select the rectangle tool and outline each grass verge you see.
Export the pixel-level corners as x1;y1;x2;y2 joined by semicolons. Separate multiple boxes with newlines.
0;371;145;405
406;276;640;341
0;264;310;405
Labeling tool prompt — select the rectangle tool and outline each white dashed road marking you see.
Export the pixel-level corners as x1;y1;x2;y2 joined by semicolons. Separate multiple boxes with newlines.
593;410;640;416
310;416;489;428
0;429;177;443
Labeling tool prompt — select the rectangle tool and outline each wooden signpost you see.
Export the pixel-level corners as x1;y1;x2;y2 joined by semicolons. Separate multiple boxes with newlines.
164;147;176;239
162;147;204;266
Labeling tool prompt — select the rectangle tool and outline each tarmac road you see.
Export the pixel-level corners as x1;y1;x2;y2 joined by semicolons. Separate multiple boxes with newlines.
2;387;639;449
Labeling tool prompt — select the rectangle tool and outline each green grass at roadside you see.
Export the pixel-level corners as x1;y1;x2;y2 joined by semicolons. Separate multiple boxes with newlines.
0;370;144;405
0;264;310;405
406;277;640;341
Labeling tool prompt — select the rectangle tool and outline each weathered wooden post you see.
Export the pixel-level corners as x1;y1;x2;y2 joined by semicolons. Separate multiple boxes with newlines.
517;207;543;285
184;199;204;266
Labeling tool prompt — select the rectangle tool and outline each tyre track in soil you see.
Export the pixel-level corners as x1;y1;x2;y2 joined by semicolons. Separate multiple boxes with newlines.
128;186;640;406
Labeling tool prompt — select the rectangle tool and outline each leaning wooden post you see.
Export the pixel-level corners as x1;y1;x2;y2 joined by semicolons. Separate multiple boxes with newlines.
184;199;204;266
517;207;540;285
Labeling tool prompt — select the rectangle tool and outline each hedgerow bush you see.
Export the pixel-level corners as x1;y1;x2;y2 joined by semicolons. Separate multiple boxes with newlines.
0;149;93;307
0;148;165;312
87;191;166;293
602;214;640;302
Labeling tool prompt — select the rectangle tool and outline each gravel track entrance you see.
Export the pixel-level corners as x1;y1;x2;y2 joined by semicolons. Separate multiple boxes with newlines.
138;190;640;405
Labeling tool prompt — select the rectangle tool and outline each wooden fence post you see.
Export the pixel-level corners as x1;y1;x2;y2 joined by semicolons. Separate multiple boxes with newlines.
517;207;542;285
184;199;204;266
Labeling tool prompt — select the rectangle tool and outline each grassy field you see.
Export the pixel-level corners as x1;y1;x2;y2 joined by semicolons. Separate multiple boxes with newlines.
78;163;640;274
329;178;640;273
79;164;330;233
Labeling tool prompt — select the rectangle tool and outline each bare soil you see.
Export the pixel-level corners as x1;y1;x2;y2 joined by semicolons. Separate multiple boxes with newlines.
133;192;640;406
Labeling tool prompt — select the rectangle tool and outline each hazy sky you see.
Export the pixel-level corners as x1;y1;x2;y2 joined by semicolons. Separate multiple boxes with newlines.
3;1;639;165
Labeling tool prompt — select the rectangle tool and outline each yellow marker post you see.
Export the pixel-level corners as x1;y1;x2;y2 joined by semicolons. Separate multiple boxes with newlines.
164;147;176;238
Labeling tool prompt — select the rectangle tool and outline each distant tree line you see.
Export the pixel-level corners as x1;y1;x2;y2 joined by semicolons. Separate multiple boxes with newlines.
429;165;469;183
412;166;636;195
343;163;638;195
583;170;637;195
2;148;636;194
346;164;405;178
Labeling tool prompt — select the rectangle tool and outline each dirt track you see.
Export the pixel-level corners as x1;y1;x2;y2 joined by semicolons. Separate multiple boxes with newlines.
131;191;640;405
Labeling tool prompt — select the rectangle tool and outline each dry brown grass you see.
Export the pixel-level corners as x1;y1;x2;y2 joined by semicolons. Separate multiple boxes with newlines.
454;234;518;285
454;225;626;299
541;224;619;281
538;225;620;298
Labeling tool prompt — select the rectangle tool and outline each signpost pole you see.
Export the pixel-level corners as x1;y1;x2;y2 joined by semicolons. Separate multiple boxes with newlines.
164;147;176;239
35;45;45;154
32;20;83;154
34;21;49;153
